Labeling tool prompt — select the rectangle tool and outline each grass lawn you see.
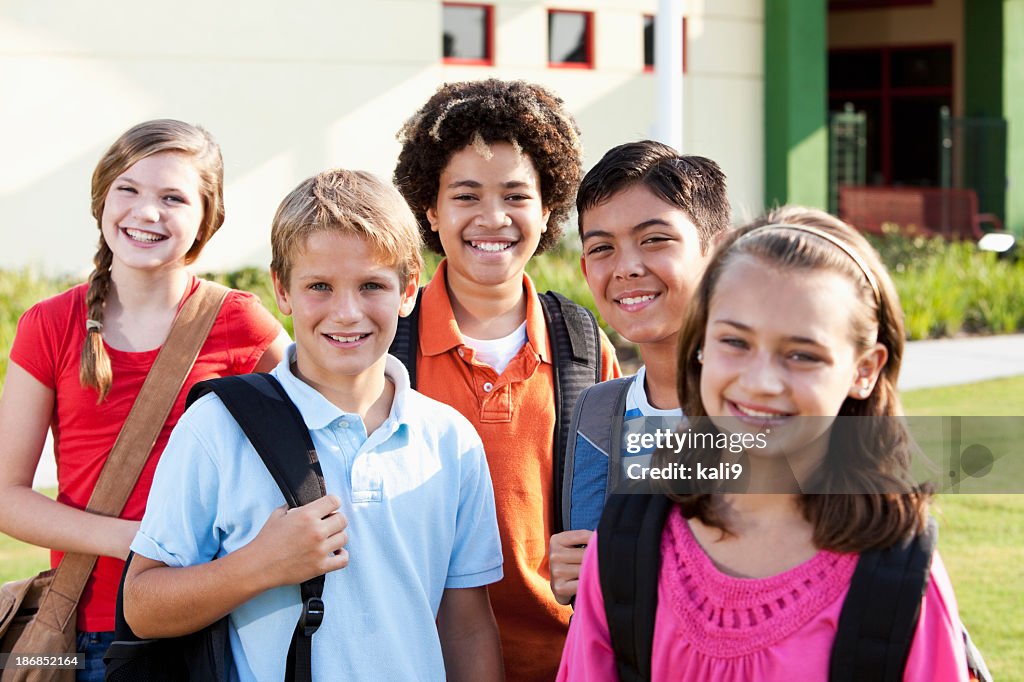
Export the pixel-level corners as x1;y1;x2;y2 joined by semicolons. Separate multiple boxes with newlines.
933;494;1022;680
902;375;1024;416
2;379;1021;677
0;488;54;584
901;375;1024;680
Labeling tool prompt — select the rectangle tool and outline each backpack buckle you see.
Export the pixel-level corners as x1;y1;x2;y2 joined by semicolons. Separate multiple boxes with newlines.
300;597;324;637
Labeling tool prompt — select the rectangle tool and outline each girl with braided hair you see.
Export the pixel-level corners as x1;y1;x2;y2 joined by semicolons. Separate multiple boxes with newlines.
0;120;287;681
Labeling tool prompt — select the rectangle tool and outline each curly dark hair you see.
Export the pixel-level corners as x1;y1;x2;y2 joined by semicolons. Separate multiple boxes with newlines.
394;78;583;255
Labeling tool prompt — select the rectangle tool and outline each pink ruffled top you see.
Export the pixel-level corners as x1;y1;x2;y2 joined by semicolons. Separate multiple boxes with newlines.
558;506;970;681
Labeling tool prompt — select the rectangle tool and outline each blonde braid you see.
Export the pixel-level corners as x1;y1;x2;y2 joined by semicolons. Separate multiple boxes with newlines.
79;240;114;401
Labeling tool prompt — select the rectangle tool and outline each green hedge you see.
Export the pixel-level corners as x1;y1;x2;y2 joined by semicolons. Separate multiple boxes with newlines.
867;231;1024;339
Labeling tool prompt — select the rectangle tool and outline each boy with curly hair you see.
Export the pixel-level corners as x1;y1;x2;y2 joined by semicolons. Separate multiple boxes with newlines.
393;79;619;679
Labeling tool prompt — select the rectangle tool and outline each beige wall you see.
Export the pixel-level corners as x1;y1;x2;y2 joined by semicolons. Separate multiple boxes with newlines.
828;0;964;115
1;0;765;275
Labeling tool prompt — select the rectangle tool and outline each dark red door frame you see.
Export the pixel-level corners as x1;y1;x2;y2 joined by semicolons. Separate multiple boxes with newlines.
829;43;953;185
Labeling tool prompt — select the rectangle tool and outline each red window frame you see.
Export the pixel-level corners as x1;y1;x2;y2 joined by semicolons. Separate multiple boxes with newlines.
547;9;594;69
829;0;933;11
828;43;953;184
442;2;494;66
643;15;687;74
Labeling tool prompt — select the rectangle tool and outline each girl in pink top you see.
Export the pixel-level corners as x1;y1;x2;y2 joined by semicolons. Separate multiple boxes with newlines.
0;120;287;681
558;207;974;681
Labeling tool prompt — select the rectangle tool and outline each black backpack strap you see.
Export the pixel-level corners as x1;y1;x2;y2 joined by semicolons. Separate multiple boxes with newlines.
105;550;233;681
539;291;603;535
829;517;938;682
389;288;422;388
597;494;673;682
561;377;632;531
187;374;327;682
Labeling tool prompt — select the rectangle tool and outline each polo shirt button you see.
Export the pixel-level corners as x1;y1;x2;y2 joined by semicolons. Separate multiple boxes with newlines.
483;382;493;393
339;421;350;429
458;348;465;358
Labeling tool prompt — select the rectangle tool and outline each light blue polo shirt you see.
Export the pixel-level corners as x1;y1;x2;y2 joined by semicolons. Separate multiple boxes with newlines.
132;346;503;681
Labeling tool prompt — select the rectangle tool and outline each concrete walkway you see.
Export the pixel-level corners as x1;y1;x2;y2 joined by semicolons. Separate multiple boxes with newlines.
31;333;1024;489
897;333;1024;391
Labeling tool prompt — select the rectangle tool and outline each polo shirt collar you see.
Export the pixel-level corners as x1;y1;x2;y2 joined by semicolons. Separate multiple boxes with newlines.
419;259;552;363
272;344;413;432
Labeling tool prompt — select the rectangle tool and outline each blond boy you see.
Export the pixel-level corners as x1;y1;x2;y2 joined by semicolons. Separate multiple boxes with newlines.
124;170;504;681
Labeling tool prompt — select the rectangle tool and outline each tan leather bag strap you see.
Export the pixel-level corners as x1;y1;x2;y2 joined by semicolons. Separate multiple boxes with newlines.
30;279;231;635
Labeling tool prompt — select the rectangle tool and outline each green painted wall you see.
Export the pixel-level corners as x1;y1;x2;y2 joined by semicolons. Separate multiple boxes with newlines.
965;1;1003;116
1006;0;1024;235
764;0;828;209
964;0;1006;224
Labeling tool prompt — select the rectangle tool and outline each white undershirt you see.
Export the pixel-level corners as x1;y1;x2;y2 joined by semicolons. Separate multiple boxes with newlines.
462;321;528;375
626;366;684;417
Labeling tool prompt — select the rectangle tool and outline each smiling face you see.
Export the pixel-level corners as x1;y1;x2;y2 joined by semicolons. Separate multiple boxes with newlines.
581;183;709;349
273;230;418;396
426;142;551;292
100;151;204;273
699;256;886;462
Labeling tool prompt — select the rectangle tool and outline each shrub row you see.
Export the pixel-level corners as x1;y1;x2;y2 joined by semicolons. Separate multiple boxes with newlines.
2;233;1021;382
867;232;1024;340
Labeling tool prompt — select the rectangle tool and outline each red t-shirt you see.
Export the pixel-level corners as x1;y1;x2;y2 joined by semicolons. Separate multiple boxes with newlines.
9;276;282;632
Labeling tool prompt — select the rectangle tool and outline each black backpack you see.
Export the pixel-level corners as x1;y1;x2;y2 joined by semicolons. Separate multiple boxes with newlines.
390;288;603;534
104;373;329;682
596;494;992;682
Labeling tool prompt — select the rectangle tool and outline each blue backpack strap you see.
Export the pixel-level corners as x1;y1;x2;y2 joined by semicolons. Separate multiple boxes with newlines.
561;377;632;532
597;494;673;682
539;291;603;535
829;517;938;682
187;374;327;682
389;288;423;388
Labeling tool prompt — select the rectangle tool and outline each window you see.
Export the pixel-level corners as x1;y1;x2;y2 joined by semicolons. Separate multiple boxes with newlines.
548;10;593;68
443;3;493;65
643;15;687;73
828;45;953;186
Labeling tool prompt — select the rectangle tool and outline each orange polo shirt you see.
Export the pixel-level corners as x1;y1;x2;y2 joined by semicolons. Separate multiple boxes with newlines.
416;261;619;681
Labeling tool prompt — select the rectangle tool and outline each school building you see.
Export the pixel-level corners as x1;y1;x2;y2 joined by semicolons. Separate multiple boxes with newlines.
1;0;1020;275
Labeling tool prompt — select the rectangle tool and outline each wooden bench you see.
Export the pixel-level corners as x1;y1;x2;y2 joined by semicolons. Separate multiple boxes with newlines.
838;186;1003;240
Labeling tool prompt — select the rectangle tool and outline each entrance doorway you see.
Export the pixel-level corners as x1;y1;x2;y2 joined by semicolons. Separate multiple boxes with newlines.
829;45;953;187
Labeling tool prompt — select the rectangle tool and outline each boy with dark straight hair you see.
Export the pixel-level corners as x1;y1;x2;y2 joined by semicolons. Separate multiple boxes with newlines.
550;140;729;605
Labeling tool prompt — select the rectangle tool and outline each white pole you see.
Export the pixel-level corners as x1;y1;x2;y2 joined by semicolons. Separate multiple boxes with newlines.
654;0;684;152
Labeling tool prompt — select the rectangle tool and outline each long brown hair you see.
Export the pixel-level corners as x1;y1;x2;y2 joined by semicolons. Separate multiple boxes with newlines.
667;206;930;553
81;119;224;401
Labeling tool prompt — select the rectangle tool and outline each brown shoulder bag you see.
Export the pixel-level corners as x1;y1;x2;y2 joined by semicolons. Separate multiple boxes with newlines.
0;281;229;682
